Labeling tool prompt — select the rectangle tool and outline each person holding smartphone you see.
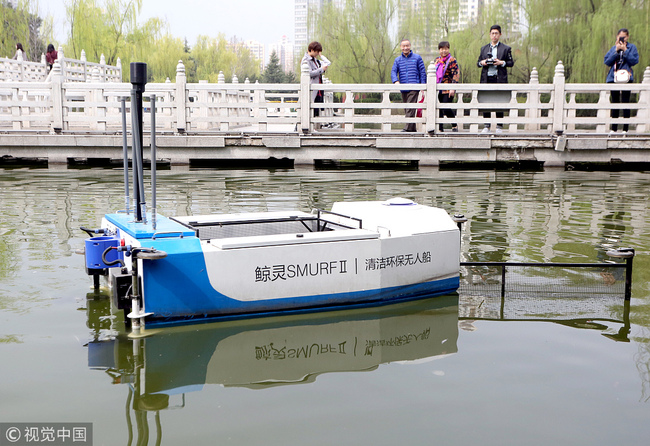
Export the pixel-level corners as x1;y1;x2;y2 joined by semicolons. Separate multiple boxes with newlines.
302;41;329;128
604;28;639;133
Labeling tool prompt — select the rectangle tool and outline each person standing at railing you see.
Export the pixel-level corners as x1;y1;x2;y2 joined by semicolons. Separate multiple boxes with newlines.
604;28;639;134
477;25;514;134
391;39;426;132
434;41;459;133
12;43;26;60
301;41;330;129
46;44;58;71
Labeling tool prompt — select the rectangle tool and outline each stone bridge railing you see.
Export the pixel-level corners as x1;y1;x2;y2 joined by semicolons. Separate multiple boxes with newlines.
0;59;649;135
0;47;122;83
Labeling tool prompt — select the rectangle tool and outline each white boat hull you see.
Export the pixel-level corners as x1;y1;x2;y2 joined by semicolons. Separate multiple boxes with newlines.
95;199;460;325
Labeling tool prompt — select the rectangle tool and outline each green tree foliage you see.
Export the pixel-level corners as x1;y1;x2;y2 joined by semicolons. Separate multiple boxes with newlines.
515;0;650;83
63;1;259;83
311;0;399;83
128;20;190;82
398;0;460;57
65;0;142;65
261;50;290;83
13;0;650;86
401;0;650;84
400;0;512;83
191;35;234;83
1;0;52;61
190;34;255;83
436;0;511;83
229;38;261;83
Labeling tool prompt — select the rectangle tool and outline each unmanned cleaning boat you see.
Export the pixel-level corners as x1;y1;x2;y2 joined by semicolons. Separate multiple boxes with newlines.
80;62;460;328
83;198;460;327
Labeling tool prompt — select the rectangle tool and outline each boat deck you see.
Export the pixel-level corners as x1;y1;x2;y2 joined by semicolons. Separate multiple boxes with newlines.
172;210;362;241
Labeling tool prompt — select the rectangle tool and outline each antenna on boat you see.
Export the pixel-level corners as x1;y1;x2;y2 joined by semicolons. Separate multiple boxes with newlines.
130;62;147;223
150;94;157;229
120;97;130;215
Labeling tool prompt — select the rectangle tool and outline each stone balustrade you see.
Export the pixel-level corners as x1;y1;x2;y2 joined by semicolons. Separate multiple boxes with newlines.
0;46;122;83
0;58;648;135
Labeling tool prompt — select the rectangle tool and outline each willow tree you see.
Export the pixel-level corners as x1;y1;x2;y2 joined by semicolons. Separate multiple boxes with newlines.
514;0;606;83
310;0;399;84
518;0;650;83
398;0;513;82
128;19;190;82
65;0;142;65
0;0;52;61
229;38;261;83
398;0;461;61
190;34;259;83
188;35;234;83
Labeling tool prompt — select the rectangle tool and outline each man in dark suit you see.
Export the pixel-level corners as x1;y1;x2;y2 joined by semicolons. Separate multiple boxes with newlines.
477;24;514;133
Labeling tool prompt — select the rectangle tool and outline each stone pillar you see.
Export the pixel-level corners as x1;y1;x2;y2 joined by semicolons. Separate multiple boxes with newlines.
80;49;87;81
198;79;209;130
51;61;64;133
116;58;122;82
256;80;267;131
17;49;24;81
552;61;565;135
381;89;391;132
637;66;650;133
41;53;47;80
11;84;21;130
216;72;228;131
58;46;65;80
92;67;106;131
426;61;437;134
175;60;187;133
165;77;171;126
526;67;539;131
244;78;252;122
299;59;310;133
231;75;241;122
323;77;333;120
343;88;354;132
91;66;100;82
100;53;106;82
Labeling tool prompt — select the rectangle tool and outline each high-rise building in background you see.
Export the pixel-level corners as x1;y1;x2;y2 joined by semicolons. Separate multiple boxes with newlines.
269;35;295;74
296;0;520;57
243;40;266;72
456;0;481;31
294;0;310;52
294;0;346;53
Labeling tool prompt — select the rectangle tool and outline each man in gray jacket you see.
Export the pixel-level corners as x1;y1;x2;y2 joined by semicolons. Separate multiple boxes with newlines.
301;41;330;121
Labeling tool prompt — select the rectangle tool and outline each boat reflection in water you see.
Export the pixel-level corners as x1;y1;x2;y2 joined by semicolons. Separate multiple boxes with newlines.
86;293;459;403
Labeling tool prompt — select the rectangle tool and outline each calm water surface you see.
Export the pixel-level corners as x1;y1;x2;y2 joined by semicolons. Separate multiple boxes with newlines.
1;167;650;445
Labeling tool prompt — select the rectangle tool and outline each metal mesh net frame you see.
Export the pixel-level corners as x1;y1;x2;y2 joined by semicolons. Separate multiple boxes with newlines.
459;258;633;301
458;254;634;339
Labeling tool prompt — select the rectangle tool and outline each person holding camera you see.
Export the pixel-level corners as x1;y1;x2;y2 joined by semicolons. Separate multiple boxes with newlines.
604;28;639;134
477;25;514;133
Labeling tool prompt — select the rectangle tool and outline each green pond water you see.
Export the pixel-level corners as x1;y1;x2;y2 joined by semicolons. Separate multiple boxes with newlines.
1;166;649;445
